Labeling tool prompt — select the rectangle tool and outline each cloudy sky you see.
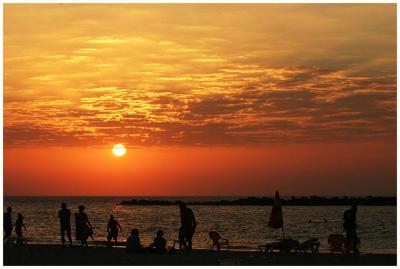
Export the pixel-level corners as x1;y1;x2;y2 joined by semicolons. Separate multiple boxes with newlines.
4;4;396;196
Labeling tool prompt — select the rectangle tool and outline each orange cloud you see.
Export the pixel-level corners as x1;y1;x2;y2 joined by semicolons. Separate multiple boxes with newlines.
4;4;396;148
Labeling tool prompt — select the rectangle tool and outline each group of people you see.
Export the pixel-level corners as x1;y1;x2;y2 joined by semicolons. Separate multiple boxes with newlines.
3;207;26;243
56;201;196;252
4;201;196;253
125;228;167;254
3;200;359;254
57;203;93;247
123;202;196;253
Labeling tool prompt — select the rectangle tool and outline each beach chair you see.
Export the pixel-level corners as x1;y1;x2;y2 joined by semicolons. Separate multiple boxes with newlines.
209;231;230;251
328;234;346;253
259;238;299;254
259;241;280;253
296;238;320;253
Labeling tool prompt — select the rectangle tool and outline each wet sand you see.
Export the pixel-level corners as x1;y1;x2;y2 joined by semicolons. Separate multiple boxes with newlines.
3;244;396;265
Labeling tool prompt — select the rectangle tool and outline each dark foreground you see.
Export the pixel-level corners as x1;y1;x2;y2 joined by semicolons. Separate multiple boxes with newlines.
4;244;396;266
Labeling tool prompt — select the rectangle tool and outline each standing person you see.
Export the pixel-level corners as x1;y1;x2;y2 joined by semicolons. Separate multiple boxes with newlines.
75;205;93;247
58;202;72;246
4;207;13;240
107;215;122;245
178;202;197;251
343;204;360;254
15;213;26;243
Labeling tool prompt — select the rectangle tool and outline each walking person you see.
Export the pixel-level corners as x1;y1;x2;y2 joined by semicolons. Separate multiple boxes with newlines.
107;214;122;246
58;202;72;246
343;204;360;254
178;201;197;251
75;205;93;247
15;213;27;244
4;207;13;241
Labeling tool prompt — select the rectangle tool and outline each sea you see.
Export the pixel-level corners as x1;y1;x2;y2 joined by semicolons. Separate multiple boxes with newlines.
3;196;397;254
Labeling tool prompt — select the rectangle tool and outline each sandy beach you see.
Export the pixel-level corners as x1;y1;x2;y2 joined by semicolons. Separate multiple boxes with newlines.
3;244;396;266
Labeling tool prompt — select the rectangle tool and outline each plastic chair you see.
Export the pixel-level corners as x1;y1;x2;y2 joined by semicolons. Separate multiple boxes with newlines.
296;238;320;253
328;234;346;253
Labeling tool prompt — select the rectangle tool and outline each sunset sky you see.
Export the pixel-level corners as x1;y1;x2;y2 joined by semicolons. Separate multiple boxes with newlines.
4;4;396;196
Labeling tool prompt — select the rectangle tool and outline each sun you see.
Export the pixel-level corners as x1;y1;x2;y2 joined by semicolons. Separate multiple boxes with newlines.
112;144;127;157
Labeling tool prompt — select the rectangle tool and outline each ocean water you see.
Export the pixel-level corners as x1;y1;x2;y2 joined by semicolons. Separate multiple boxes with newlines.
3;196;396;254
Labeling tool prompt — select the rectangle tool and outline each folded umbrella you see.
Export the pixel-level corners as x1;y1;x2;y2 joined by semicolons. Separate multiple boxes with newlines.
268;191;284;238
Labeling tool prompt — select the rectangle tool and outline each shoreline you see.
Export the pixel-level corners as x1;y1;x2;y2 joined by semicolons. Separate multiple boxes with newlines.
4;244;396;265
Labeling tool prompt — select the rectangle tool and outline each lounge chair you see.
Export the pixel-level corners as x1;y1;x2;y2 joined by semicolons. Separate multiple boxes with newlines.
209;231;230;251
259;238;299;253
328;234;346;253
259;242;277;253
296;238;320;253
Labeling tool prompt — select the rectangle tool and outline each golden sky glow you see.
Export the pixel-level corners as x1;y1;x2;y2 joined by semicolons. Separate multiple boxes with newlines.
4;4;396;147
3;4;396;196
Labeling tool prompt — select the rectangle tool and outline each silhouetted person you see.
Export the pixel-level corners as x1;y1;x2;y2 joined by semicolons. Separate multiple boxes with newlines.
126;229;144;253
178;202;197;251
15;213;26;244
147;230;167;254
4;207;13;240
58;202;72;246
75;205;92;247
107;214;122;245
343;204;360;254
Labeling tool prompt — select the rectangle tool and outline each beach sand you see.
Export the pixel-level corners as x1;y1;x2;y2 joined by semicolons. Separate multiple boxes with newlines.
3;244;396;266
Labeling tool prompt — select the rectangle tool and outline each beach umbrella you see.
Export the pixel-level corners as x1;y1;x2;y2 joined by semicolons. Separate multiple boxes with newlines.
268;190;284;239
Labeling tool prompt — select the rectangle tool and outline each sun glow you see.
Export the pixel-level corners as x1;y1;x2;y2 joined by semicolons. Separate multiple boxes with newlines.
112;144;126;157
